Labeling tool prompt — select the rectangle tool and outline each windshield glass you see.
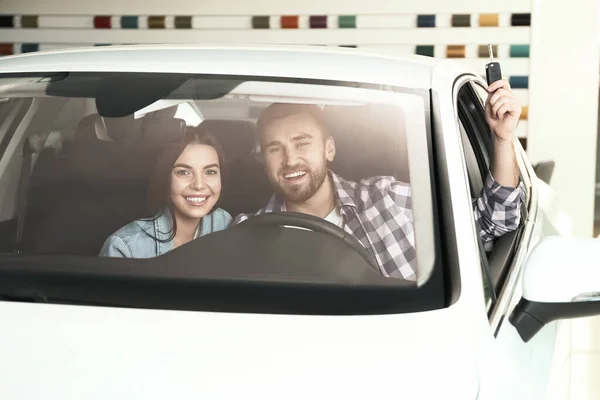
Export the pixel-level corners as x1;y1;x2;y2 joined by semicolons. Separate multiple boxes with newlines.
0;72;440;314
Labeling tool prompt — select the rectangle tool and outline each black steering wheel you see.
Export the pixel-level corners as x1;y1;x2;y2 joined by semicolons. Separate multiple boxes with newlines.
238;211;380;272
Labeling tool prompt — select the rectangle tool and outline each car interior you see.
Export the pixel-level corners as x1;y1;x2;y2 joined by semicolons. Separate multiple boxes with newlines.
0;98;410;257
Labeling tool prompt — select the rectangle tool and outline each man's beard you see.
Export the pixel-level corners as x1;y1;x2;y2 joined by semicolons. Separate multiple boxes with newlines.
275;163;328;203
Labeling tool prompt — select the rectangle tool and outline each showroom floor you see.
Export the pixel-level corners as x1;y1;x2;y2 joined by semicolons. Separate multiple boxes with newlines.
547;317;600;399
557;213;599;399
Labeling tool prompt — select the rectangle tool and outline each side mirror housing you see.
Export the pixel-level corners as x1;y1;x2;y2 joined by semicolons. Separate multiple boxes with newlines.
509;236;600;342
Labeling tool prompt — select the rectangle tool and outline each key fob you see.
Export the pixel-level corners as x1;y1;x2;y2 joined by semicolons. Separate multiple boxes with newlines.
486;62;502;85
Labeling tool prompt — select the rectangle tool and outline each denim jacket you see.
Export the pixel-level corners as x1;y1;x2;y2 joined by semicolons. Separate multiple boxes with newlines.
99;208;232;258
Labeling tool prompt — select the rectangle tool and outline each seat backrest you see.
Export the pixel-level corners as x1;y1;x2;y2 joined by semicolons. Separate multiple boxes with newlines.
323;104;410;183
23;113;185;255
200;119;272;217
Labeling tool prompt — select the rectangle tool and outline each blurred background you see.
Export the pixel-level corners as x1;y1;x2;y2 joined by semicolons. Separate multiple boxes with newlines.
0;0;599;397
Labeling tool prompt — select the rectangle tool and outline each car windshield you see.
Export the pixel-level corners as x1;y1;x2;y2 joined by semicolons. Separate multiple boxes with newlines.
0;72;442;314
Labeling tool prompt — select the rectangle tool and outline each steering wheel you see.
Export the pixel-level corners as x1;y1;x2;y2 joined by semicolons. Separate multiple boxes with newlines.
238;211;380;272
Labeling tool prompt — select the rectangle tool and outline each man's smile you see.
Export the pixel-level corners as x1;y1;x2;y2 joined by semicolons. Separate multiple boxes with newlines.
282;170;308;181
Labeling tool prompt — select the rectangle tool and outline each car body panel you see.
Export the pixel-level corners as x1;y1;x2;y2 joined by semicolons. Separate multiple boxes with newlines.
0;301;480;399
0;45;437;90
0;46;568;400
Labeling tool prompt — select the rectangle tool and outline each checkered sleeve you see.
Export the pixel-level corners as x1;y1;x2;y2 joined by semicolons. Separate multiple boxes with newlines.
355;177;416;280
383;179;416;280
474;172;526;243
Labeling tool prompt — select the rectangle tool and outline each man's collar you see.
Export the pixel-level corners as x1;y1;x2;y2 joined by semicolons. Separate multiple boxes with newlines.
262;192;286;213
329;171;358;208
261;171;357;214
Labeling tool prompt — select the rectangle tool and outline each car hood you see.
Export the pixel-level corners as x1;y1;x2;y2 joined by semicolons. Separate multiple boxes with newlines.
0;302;480;399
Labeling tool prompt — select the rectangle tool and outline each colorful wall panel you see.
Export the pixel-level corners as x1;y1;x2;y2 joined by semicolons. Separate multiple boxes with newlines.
0;0;532;146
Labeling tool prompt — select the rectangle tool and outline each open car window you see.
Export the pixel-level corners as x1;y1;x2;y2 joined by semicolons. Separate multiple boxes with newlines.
0;72;444;315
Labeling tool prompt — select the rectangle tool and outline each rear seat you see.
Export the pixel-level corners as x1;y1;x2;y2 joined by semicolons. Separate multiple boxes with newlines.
23;113;185;255
200;119;272;217
323;104;409;183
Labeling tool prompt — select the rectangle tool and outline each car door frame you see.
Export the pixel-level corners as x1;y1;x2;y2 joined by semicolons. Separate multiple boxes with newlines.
451;74;538;334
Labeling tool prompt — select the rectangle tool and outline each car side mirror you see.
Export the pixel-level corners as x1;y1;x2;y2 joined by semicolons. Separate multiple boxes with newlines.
509;236;600;342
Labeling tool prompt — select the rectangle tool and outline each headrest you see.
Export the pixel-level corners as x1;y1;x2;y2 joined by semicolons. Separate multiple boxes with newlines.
102;115;145;142
199;119;256;160
323;104;409;182
140;118;186;145
70;114;185;187
69;135;159;188
74;114;111;144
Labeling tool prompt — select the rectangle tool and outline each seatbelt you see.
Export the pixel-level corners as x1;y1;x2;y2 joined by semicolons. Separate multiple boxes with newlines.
477;231;497;304
15;139;33;254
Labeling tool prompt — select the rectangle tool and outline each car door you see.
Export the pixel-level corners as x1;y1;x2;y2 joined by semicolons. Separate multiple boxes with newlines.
454;77;564;400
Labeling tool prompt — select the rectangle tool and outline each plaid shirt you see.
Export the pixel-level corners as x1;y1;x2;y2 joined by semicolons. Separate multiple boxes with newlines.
233;172;524;281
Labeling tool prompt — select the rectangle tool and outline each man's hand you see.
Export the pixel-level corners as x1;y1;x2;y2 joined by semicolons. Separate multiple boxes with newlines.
485;79;522;142
486;79;521;188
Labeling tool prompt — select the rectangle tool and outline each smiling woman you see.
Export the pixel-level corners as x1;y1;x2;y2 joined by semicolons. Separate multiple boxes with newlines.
98;125;232;258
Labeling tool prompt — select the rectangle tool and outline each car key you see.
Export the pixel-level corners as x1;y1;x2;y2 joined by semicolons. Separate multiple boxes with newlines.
485;44;502;85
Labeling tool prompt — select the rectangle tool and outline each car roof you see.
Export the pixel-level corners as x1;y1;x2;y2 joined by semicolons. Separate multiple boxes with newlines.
0;44;457;90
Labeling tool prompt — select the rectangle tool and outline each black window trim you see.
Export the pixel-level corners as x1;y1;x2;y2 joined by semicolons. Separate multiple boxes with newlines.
457;83;491;175
0;72;449;316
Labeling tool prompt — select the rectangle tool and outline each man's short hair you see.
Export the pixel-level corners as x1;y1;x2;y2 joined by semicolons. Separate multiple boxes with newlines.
256;103;329;142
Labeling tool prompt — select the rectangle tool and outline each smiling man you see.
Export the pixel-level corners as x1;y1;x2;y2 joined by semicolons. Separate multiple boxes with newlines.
234;80;525;280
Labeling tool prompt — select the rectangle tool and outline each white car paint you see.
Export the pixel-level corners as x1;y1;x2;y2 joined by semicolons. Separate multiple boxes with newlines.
0;45;580;399
0;302;483;399
0;45;437;89
523;236;600;303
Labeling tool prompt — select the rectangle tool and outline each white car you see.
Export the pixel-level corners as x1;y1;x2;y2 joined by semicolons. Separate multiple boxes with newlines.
0;45;597;400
